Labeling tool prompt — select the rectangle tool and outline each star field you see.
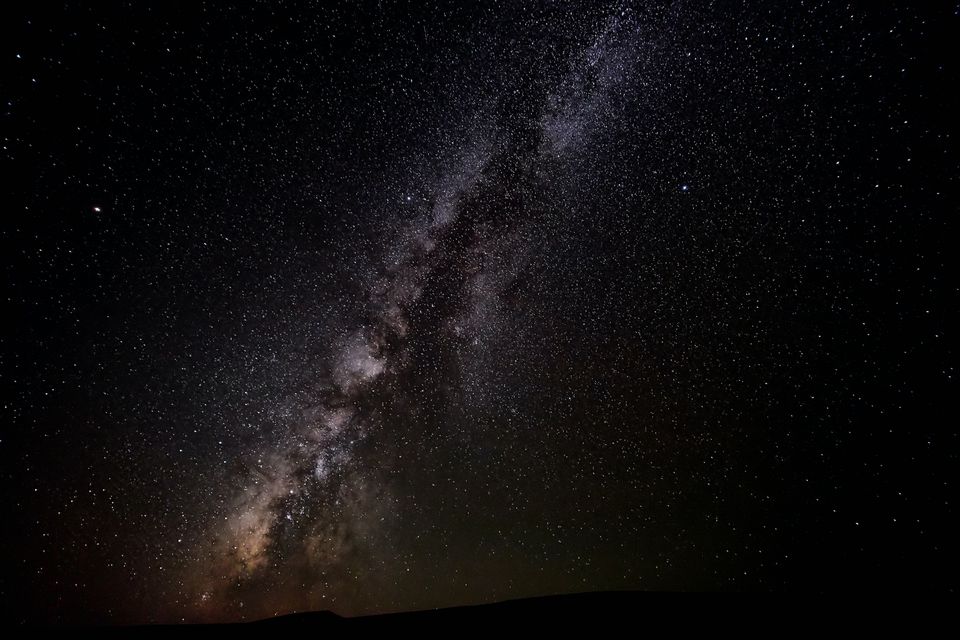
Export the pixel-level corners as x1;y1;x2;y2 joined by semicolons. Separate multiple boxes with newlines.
1;1;956;624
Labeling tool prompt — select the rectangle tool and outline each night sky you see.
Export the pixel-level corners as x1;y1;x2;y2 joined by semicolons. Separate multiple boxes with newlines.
2;1;956;624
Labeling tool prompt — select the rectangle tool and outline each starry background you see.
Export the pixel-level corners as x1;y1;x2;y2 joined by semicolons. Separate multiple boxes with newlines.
1;0;956;624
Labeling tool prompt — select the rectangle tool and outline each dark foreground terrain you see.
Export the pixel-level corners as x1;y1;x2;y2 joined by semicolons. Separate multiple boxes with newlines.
256;591;663;626
109;591;946;630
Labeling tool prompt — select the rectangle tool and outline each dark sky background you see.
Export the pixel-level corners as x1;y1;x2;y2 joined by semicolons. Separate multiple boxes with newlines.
1;0;956;624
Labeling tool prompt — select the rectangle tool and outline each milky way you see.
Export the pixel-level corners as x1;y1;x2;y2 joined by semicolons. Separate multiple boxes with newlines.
4;1;955;624
191;13;650;614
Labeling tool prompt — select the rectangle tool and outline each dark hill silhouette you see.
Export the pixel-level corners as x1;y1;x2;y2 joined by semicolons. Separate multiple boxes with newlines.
112;590;944;631
252;591;679;627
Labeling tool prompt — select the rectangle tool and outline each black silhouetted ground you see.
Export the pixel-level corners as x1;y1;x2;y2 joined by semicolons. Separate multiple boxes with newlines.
56;590;951;629
256;591;660;626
